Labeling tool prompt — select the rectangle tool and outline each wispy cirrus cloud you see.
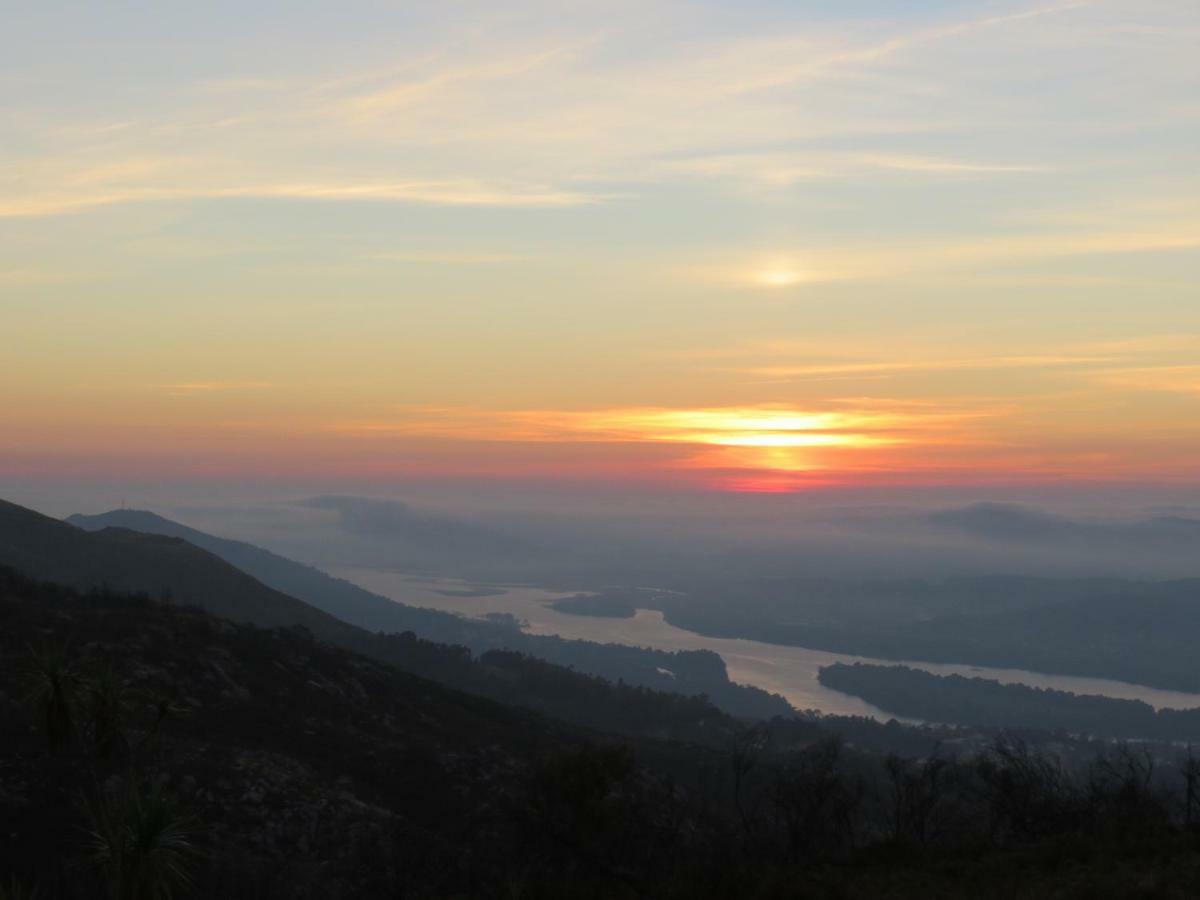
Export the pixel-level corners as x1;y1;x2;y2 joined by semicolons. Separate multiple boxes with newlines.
2;0;1112;219
711;1;1089;97
0;176;603;218
1087;366;1200;395
6;1;1200;490
363;250;531;264
730;354;1120;382
658;152;1048;188
694;221;1200;287
661;335;1200;392
160;381;275;397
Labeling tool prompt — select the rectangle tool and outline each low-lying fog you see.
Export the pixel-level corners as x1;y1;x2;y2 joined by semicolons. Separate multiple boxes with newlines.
34;479;1200;584
11;477;1200;718
10;477;1200;584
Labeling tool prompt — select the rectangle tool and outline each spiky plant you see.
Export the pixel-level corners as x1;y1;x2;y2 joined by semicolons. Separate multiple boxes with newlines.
138;685;188;751
26;642;78;751
85;663;131;760
86;779;198;900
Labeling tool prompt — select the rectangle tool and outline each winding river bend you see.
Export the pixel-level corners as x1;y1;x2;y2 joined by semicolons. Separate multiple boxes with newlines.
336;568;1200;720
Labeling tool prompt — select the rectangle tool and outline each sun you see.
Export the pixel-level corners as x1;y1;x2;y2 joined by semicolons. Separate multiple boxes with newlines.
753;260;805;287
756;269;801;287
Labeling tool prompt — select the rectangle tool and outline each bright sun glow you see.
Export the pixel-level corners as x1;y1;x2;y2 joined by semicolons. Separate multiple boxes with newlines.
751;257;806;287
329;401;1002;492
754;267;804;287
335;406;909;445
584;408;893;449
6;2;1199;495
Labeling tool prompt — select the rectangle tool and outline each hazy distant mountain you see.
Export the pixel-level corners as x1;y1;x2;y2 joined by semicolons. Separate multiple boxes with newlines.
0;498;360;641
68;507;445;635
929;502;1200;547
59;502;791;719
67;508;601;658
303;494;537;559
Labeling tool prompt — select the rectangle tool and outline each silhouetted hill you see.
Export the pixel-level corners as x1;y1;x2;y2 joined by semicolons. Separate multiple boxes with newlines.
68;507;425;634
0;498;361;640
0;565;581;896
303;494;534;557
929;502;1200;548
5;499;786;732
67;506;793;719
6;567;1200;898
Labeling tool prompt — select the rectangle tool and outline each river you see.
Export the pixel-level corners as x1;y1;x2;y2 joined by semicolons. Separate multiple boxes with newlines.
334;568;1200;720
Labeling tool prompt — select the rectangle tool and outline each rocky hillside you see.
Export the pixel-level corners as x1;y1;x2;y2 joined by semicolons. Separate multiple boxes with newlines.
7;566;1200;899
0;565;592;897
3;499;790;728
66;507;793;720
0;498;360;639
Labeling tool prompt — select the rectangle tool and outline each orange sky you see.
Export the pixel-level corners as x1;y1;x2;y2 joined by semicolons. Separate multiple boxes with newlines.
3;2;1199;491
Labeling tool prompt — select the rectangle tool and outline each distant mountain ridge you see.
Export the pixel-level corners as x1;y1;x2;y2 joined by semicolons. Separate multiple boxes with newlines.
929;502;1200;547
67;507;436;635
0;498;360;641
0;499;791;721
68;507;792;719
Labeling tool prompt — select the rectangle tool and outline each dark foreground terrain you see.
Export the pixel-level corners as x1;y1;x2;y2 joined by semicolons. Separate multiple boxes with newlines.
5;501;788;722
5;566;1200;899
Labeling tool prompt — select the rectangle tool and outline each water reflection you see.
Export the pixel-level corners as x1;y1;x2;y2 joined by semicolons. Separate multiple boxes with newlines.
336;568;1200;719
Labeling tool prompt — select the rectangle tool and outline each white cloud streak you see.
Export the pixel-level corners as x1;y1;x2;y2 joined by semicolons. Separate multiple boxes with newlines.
4;0;1139;218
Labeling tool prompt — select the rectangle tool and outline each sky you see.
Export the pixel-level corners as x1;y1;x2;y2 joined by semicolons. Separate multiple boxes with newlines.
3;0;1199;498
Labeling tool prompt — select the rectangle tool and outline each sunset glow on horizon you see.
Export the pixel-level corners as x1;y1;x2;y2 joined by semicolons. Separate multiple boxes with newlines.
3;1;1199;494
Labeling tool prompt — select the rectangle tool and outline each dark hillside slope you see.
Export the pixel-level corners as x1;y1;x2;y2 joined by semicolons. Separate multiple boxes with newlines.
0;566;582;896
0;499;361;640
68;507;793;719
69;507;419;634
2;500;769;740
6;568;1200;899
